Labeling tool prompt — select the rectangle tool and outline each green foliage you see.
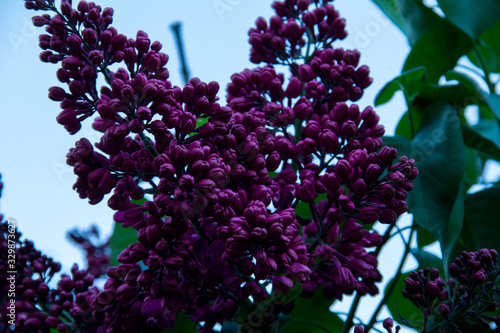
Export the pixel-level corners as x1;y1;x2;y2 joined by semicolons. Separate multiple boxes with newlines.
375;67;427;106
463;120;500;161
410;248;444;272
462;185;500;254
108;223;138;267
383;103;466;265
385;272;424;329
108;198;145;267
403;27;473;82
373;0;500;280
162;313;197;333
281;289;343;333
371;0;447;46
234;283;304;332
415;225;437;249
468;20;500;73
295;193;327;220
436;0;500;39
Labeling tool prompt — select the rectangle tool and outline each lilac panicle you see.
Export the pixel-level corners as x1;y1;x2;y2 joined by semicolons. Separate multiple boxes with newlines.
25;0;418;331
68;225;110;278
402;249;500;331
0;220;104;332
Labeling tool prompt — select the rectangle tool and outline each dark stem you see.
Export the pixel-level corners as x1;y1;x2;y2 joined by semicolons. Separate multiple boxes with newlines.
401;88;416;139
341;223;397;333
365;224;415;332
341;292;362;333
171;22;190;85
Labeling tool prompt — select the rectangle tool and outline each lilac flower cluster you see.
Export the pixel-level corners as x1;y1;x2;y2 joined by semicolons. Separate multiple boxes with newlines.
25;0;418;331
68;225;110;278
0;220;103;332
402;249;500;332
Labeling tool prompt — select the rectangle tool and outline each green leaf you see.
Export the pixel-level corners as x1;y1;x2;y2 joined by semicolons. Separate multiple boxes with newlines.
440;71;500;119
403;27;473;82
384;103;466;265
484;93;500;120
188;117;209;137
196;117;208;127
410;248;443;272
439;179;465;269
162;312;197;333
385;272;424;328
463;120;500;161
414;71;487;108
436;0;500;40
467;20;500;73
394;106;424;140
375;67;427;106
295;193;327;220
370;0;447;46
235;283;303;331
408;102;465;230
108;198;145;266
108;223;138;267
281;289;343;333
415;225;437;248
464;147;482;188
462;185;500;253
268;282;303;308
295;202;312;220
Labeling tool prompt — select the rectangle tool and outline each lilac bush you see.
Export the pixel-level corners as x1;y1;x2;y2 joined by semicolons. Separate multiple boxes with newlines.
0;0;428;332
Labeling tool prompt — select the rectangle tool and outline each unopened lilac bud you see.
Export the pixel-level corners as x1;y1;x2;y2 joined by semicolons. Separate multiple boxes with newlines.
426;281;440;298
136;106;151;122
135;36;151;53
439;303;450;318
448;263;460;277
297;138;317;156
77;0;89;12
299;64;315;82
69;80;86;97
319;129;339;153
298;180;317;202
341;120;357;138
354;325;365;333
111;33;127;50
284;19;302;39
48;86;67;101
285;77;303;98
335;160;351;180
359;206;380;224
383;318;394;333
430;268;440;279
99;30;113;44
273;276;294;293
24;318;43;330
82;28;98;44
62;56;82;70
404;277;420;292
379;209;398;224
472;270;486;285
293;97;313;119
352;178;367;196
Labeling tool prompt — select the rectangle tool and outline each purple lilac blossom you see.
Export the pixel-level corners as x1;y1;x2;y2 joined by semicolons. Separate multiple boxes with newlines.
23;0;418;331
68;225;110;278
403;249;500;331
0;220;104;332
